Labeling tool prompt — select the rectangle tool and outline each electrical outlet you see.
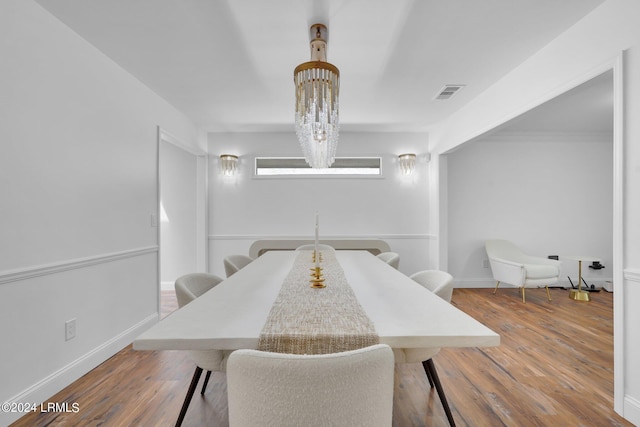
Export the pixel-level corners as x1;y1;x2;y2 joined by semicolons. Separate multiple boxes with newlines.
65;318;76;341
482;259;490;268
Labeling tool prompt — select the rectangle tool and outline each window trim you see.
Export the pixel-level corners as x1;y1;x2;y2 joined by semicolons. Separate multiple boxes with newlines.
254;157;384;179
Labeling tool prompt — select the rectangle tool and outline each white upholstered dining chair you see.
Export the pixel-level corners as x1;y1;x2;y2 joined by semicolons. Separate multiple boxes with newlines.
174;273;230;427
227;344;395;427
485;239;562;303
223;254;254;277
393;270;457;427
376;251;400;269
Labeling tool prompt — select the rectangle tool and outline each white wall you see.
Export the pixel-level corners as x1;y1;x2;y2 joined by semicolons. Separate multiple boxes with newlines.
0;1;203;424
207;132;431;277
428;0;640;422
447;133;613;288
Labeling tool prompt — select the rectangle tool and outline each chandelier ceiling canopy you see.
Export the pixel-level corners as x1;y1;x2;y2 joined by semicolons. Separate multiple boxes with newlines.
294;23;340;168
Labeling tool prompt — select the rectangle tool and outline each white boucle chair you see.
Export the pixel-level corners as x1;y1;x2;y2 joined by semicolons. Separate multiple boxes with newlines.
174;273;230;427
226;344;395;427
485;239;562;303
223;254;254;277
393;270;456;427
376;251;400;269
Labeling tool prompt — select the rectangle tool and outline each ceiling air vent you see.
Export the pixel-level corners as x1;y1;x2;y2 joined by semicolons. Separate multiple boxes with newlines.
435;85;465;100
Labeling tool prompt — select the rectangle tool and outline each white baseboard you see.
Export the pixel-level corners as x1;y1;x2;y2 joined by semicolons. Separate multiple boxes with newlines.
453;278;614;289
161;281;174;290
623;394;640;426
1;314;158;426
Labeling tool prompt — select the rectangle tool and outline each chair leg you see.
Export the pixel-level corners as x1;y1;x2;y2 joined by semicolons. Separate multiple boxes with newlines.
545;285;552;301
201;370;212;395
421;360;435;388
493;281;500;295
175;366;203;427
521;287;526;303
425;359;456;427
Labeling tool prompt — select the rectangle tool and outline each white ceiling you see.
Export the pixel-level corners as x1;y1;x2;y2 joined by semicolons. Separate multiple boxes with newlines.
34;0;607;134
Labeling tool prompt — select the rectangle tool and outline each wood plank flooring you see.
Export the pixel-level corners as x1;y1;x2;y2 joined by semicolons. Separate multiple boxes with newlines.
12;287;632;427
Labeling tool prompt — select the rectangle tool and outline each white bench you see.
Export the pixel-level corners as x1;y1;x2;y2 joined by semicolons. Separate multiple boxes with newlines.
249;239;391;259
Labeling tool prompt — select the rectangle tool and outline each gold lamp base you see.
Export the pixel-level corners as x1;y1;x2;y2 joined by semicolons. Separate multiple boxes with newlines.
569;289;591;302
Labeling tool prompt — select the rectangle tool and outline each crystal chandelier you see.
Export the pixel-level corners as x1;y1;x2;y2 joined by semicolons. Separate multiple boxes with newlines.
294;23;340;168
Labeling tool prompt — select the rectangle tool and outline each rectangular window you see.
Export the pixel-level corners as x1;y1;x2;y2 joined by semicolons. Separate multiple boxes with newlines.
255;157;382;177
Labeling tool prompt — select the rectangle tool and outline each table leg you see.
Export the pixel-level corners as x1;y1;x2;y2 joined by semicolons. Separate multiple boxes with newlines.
569;260;591;301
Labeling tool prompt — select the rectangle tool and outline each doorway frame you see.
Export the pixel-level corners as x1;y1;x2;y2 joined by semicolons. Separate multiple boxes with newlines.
156;127;208;315
435;52;625;413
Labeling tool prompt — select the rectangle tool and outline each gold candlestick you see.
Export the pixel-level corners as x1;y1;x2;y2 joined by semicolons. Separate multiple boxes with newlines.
309;266;325;288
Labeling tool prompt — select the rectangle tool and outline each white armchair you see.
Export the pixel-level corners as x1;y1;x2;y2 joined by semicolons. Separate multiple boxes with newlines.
485;239;561;303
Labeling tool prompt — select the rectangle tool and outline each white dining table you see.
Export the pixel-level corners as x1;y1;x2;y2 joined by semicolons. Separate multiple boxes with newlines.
133;250;499;352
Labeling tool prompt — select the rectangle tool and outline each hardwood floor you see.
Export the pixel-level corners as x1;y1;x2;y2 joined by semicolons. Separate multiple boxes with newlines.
12;288;631;427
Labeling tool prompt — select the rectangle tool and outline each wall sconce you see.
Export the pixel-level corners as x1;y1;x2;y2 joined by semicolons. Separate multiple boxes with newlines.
398;153;416;175
220;154;238;176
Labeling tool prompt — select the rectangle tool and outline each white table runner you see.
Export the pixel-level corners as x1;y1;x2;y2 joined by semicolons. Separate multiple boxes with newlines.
257;250;379;354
